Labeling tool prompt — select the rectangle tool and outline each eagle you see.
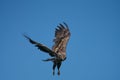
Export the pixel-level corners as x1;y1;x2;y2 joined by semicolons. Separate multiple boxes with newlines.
24;22;71;75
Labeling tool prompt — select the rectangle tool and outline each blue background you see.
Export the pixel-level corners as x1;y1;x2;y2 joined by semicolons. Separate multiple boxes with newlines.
0;0;120;80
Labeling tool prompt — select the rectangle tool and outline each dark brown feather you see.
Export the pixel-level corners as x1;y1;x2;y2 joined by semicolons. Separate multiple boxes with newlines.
24;35;55;57
52;23;71;59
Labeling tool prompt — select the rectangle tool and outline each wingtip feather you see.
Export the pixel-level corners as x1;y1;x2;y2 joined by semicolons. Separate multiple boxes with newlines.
23;34;36;44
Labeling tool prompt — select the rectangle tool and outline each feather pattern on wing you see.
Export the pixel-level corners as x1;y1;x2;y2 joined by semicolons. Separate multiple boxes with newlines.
52;22;71;59
24;35;55;57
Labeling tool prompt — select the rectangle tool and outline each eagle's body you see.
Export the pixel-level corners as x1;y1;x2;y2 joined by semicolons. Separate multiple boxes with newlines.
24;22;71;75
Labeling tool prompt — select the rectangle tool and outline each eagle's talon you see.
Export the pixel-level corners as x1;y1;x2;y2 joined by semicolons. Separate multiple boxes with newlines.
53;71;55;75
57;71;60;75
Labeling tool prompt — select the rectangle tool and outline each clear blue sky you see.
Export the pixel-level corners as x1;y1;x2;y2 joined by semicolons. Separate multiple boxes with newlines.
0;0;120;80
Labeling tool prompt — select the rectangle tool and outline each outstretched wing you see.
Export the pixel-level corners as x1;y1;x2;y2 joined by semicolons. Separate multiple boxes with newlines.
52;22;71;58
24;35;55;57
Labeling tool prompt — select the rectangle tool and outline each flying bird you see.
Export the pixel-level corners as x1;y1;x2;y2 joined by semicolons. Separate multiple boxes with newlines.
24;22;71;75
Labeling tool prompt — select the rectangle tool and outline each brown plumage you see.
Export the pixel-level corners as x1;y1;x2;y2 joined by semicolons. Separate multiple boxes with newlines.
24;22;71;75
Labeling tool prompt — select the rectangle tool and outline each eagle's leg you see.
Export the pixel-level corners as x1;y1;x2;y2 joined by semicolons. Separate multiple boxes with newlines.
57;62;62;75
52;62;57;75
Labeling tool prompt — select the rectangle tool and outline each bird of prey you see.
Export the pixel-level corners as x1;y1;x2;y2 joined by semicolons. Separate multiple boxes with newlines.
24;22;71;75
